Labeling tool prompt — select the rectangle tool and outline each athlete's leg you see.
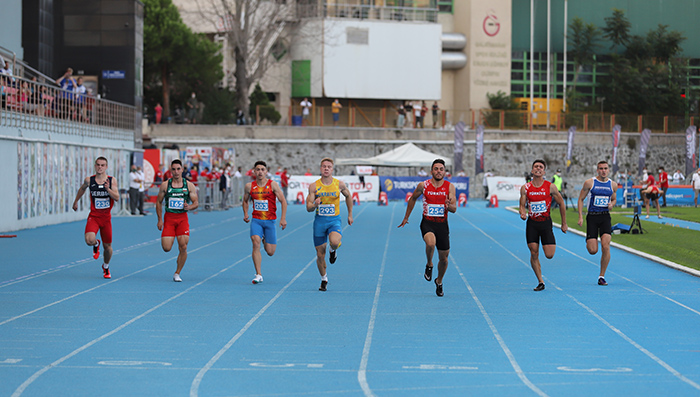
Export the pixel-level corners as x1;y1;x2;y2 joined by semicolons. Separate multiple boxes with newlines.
528;242;543;283
315;243;327;276
84;232;98;246
328;231;342;251
251;235;263;275
263;242;276;256
542;244;556;259
175;235;189;275
435;249;449;284
599;234;611;277
103;243;113;264
161;236;175;252
654;198;661;217
586;238;599;255
423;232;436;268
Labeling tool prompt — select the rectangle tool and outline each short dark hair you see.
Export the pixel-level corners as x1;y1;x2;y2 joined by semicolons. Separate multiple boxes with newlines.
532;159;546;169
254;160;267;169
432;159;446;168
597;160;609;167
171;159;183;167
95;156;108;164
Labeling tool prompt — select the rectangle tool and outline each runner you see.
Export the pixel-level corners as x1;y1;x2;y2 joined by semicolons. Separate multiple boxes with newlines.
156;159;199;282
577;160;618;286
518;159;568;291
398;159;456;297
306;158;353;291
243;161;288;284
72;156;120;279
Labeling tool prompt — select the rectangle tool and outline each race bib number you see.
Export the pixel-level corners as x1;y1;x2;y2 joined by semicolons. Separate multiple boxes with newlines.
318;204;335;216
593;196;610;207
530;200;547;214
168;197;185;210
254;200;269;212
427;204;445;217
94;198;110;209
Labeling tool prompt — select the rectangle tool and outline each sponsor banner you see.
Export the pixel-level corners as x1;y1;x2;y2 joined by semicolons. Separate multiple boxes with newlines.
475;124;484;175
616;186;696;207
566;126;576;172
639;128;651;176
686;126;697;176
380;176;470;200
486;176;526;201
612;124;621;175
287;175;379;203
454;121;465;173
355;166;373;175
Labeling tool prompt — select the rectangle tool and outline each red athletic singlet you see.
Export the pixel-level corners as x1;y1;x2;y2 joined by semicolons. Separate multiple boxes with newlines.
525;180;552;221
251;179;277;220
422;179;451;223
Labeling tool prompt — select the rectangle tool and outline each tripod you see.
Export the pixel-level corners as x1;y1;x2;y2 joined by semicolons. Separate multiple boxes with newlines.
629;204;644;234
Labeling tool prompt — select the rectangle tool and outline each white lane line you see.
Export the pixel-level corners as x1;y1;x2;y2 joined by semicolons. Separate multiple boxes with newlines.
11;234;248;397
0;228;247;328
357;202;395;397
568;294;700;391
0;217;238;289
452;254;548;397
190;204;370;397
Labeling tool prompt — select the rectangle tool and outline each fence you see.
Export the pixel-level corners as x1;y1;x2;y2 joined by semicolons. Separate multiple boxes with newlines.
139;176;245;214
296;3;439;23
1;74;137;140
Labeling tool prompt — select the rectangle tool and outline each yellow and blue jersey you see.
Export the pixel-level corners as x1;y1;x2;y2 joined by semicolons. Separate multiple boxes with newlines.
315;178;340;217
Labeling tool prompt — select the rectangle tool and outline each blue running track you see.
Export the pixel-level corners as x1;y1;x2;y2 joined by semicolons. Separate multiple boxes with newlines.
1;202;699;396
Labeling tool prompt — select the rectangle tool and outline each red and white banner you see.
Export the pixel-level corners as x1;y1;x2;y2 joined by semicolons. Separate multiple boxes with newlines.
287;175;380;203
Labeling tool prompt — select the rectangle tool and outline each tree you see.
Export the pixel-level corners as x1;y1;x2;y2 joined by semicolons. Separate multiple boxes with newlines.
567;17;602;110
143;0;223;120
602;8;631;51
249;83;280;124
191;0;296;119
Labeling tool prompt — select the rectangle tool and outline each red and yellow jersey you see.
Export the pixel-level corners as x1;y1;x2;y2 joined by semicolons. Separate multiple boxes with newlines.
314;178;340;217
525;180;552;221
422;179;451;223
251;179;277;220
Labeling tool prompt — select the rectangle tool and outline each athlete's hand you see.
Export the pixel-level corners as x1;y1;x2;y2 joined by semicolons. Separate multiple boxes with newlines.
577;216;583;227
157;219;163;231
280;219;287;230
183;202;189;211
561;222;568;233
397;218;408;228
347;215;353;226
314;197;321;207
72;202;78;211
243;215;250;223
519;210;527;220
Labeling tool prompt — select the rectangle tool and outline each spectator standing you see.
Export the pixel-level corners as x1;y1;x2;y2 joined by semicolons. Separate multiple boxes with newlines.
220;167;230;209
417;168;428;177
304;168;313;176
671;169;685;185
658;167;669;207
128;165;142;215
692;168;700;207
432;101;440;128
155;103;163;124
55;68;77;119
413;101;422;128
404;101;413;127
420;101;428;128
137;166;147;215
187;92;198;124
300;98;312;126
154;164;164;184
331;99;342;126
74;77;87;121
236;109;246;125
396;104;406;128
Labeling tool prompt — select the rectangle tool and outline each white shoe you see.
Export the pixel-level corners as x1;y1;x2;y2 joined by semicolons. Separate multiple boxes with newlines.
173;273;182;282
252;274;263;284
645;215;649;219
658;215;663;219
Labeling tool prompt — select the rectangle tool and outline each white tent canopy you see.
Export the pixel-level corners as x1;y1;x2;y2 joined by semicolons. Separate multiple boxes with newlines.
335;143;452;167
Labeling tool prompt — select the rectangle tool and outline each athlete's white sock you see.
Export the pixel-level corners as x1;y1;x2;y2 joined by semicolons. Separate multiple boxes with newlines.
321;274;328;282
102;263;109;269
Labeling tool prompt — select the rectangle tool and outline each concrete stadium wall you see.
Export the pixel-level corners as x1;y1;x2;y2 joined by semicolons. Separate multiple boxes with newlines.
147;124;695;197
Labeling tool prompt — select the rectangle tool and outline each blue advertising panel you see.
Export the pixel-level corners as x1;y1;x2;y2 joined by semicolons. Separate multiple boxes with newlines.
380;176;469;200
102;70;126;79
616;186;696;207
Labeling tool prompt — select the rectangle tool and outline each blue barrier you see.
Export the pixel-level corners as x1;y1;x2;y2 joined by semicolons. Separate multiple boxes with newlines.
380;176;469;200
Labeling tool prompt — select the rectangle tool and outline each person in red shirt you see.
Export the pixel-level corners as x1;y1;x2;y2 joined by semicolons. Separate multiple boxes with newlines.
519;159;568;291
398;159;456;297
71;156;120;279
642;184;663;219
280;167;290;201
658;166;669;207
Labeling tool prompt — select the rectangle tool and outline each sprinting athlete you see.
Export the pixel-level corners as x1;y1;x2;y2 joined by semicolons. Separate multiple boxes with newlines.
243;160;288;284
519;159;568;291
577;160;618;286
72;156;120;279
398;159;456;297
306;157;353;292
156;159;199;282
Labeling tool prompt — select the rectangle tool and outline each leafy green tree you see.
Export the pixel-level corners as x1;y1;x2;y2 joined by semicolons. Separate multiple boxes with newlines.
602;8;631;51
143;0;223;120
249;83;281;124
567;17;602;110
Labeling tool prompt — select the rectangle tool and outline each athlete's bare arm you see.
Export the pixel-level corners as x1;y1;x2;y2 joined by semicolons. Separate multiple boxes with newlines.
185;181;199;211
609;181;618;209
577;179;593;226
339;180;353;226
306;183;319;212
518;184;528;220
155;181;168;231
72;176;91;211
105;177;120;202
551;183;568;233
271;180;288;229
242;182;252;223
447;184;457;213
398;182;424;228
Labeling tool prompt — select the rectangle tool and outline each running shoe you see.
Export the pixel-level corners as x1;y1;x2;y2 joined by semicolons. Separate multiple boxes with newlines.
93;239;101;260
252;274;263;284
424;265;433;282
319;280;328;291
598;277;608;286
329;250;337;264
645;215;649;219
658;215;663;219
534;283;545;291
435;279;443;297
173;273;182;282
102;265;111;279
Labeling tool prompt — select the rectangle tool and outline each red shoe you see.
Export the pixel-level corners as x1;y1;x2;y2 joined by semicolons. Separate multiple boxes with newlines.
102;265;111;279
93;240;101;260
